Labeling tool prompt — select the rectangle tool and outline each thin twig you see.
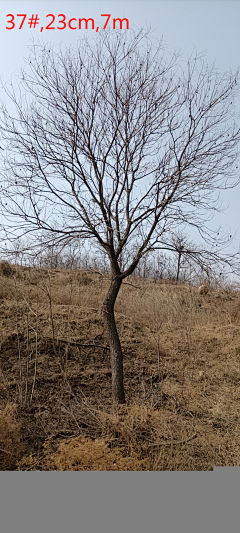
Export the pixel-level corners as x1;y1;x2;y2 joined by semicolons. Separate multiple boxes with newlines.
58;400;82;431
0;448;14;455
148;433;197;447
18;458;41;471
145;373;169;402
63;274;74;382
46;271;56;354
14;276;23;404
24;279;30;404
56;338;110;350
30;270;39;406
122;281;141;289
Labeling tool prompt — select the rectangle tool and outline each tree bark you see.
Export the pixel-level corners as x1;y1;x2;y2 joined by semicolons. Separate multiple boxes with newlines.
102;275;125;405
176;251;182;282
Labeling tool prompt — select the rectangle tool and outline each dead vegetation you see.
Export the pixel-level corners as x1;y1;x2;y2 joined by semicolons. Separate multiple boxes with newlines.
0;261;15;278
1;266;240;470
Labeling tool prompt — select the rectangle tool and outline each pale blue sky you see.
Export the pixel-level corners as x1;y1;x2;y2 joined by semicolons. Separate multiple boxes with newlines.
1;0;240;254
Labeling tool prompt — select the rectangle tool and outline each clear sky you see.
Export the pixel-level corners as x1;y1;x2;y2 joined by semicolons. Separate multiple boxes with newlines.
1;0;240;255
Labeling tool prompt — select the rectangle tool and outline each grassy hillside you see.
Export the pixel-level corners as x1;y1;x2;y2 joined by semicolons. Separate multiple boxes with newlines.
1;263;240;470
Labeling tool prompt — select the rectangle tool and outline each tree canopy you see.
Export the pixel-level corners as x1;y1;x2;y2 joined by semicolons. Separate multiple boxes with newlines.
0;29;240;403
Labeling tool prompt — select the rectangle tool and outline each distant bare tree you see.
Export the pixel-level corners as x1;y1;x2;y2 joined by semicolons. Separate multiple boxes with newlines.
168;232;189;282
0;29;240;404
156;231;224;283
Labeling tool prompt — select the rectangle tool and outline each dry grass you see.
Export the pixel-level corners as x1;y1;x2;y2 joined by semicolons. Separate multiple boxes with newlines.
1;266;240;470
0;402;25;469
0;261;15;278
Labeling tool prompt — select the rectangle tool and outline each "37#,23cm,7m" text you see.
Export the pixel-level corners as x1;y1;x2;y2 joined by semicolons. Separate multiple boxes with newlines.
6;14;130;31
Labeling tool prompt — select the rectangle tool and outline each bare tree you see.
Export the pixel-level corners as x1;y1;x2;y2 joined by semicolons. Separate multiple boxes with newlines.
0;29;240;404
168;232;189;282
152;230;236;284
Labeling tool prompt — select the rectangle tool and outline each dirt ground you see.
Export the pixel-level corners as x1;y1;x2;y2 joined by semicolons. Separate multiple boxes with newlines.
1;263;240;470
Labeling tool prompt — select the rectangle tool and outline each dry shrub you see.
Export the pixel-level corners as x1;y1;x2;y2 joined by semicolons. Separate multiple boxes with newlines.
228;300;240;323
77;271;94;286
41;405;155;471
39;403;198;471
0;261;14;277
0;403;24;470
43;434;147;471
97;404;201;471
100;404;152;447
18;453;39;471
0;276;14;300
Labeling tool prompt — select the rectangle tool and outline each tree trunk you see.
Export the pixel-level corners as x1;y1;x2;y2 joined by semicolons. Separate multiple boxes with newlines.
102;275;125;405
176;251;182;282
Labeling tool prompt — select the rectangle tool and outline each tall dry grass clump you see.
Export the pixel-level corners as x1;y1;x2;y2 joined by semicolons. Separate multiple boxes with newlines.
42;434;147;471
0;261;14;277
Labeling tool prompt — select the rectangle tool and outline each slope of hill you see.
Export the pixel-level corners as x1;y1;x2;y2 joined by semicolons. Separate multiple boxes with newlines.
1;264;240;470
